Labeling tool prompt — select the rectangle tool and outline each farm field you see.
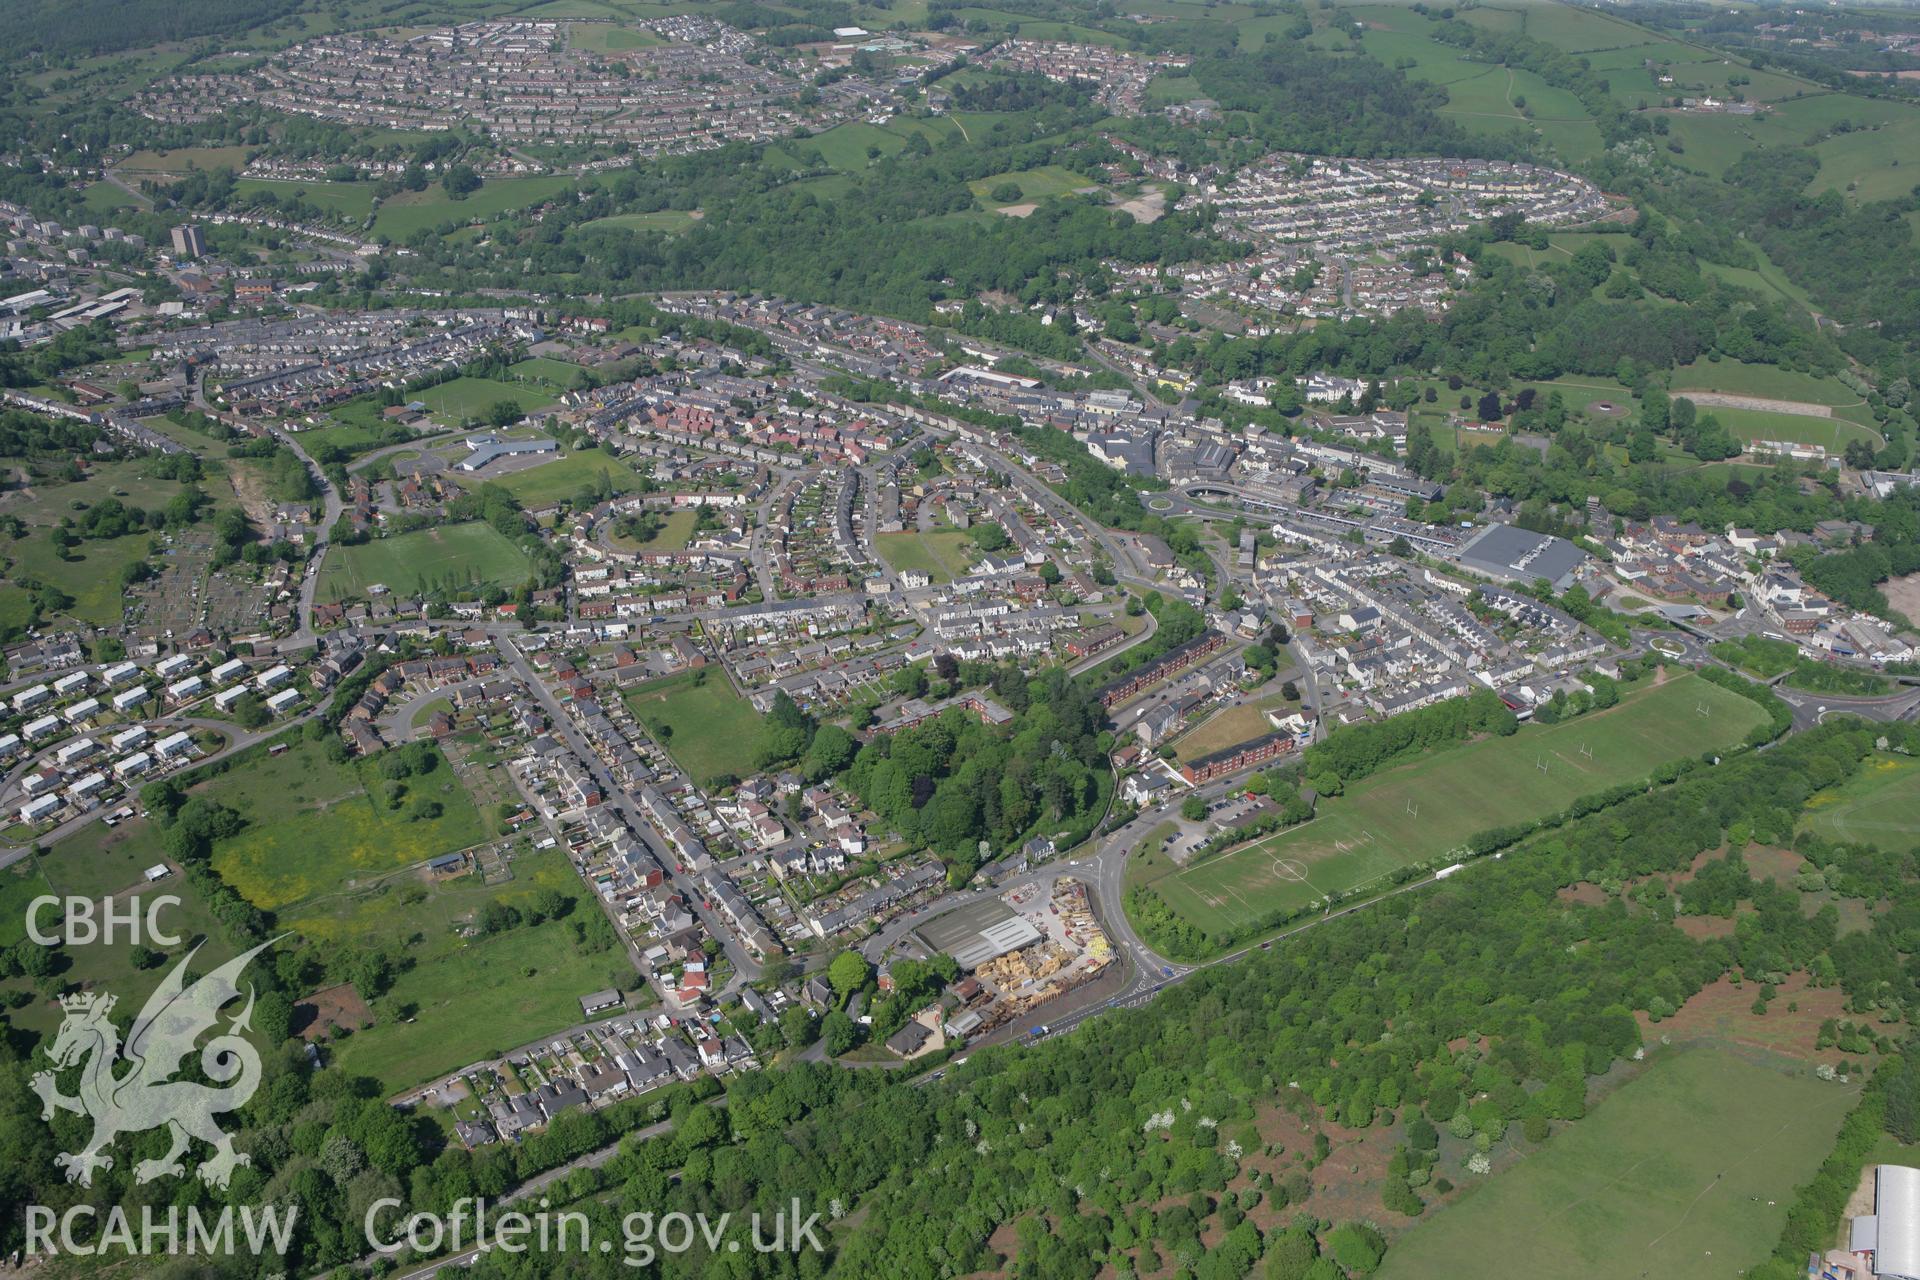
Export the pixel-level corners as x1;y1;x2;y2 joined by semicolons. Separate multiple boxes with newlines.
1802;753;1920;849
624;669;766;788
372;175;577;238
1663;92;1920;194
287;848;635;1090
208;737;487;912
315;521;532;603
943;7;1121;42
1812;116;1920;202
1139;673;1768;936
1379;1046;1857;1280
1492;1;1667;53
461;448;645;507
875;529;977;583
1351;5;1606;159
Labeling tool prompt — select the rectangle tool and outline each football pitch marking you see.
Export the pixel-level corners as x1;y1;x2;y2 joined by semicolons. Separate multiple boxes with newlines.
1270;855;1312;883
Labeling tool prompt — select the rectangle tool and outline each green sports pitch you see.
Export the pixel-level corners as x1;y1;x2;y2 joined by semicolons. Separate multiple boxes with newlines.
315;521;532;603
1141;673;1768;933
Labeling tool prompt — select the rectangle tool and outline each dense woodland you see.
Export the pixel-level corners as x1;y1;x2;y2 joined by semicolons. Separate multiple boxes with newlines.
839;663;1113;883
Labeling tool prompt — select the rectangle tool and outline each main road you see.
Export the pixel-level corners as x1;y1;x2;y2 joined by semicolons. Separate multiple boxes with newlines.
490;632;763;988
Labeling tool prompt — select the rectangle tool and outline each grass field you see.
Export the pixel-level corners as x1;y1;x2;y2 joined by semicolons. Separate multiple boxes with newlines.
289;848;635;1089
1379;1046;1857;1280
1169;692;1298;762
1713;406;1881;451
410;375;557;424
1670;358;1862;407
326;908;633;1088
208;737;487;911
0;841;231;1037
969;165;1101;206
292;417;406;458
792;122;921;171
624;669;765;788
609;508;696;552
509;355;588;391
315;522;532;603
875;529;977;583
583;210;700;233
1711;249;1818;312
232;178;376;220
79;182;141;216
6;528;155;627
775;116;968;172
1138;674;1767;934
372;175;577;239
1483;230;1636;271
0;458;239;625
115;145;252;176
461;448;645;507
569;22;663;51
1802;753;1920;849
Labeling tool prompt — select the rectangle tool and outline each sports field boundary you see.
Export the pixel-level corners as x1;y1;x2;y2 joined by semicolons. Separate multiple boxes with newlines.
1134;672;1769;942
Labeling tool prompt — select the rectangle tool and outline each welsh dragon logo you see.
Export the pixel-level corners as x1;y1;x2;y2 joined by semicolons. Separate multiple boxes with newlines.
30;938;280;1189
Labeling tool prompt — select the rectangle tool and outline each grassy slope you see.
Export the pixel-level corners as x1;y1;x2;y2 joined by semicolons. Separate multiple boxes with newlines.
209;737;487;910
1379;1046;1857;1280
303;849;635;1090
1802;753;1920;847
